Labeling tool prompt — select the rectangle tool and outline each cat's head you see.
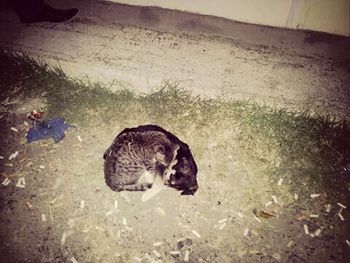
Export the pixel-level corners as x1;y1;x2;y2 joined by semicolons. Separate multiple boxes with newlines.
169;153;198;195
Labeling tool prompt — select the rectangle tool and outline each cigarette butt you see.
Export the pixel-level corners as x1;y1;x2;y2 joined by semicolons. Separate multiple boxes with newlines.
41;214;47;222
153;241;162;247
315;229;322;236
114;200;118;208
265;201;273;207
338;213;345;221
287;240;294;247
253;215;262;223
337;203;347;209
303;224;309;235
170;251;180;256
70;257;78;263
243;228;249;236
237;212;244;218
310;194;320;198
294;194;298;201
105;211;113;216
346;240;350;247
277;178;283;186
39;165;46;169
77;135;82;142
325;204;331;213
1;178;11;186
153;250;161;258
26;202;33;208
309;214;319;218
218;218;228;224
192;230;201;238
9;151;19;160
80;200;85;209
184;250;190;262
272;195;278;204
10;127;18;132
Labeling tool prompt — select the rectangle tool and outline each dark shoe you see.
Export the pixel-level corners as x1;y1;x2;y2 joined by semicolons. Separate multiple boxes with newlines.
19;7;78;23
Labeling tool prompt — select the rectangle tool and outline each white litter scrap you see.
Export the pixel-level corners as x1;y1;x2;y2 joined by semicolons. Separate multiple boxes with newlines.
9;151;19;160
16;177;26;188
10;127;18;132
272;195;278;204
80;200;85;209
309;214;319;218
153;242;162;247
338;213;345;221
265;201;273;207
2;178;11;186
325;204;331;213
70;257;78;263
155;207;166;217
41;214;47;222
294;194;298;201
24;121;28;126
218;218;228;224
170;251;180;256
77;135;83;142
218;222;226;230
315;229;322;237
0;155;4;159
337;203;347;209
153;250;161;258
346;240;350;247
277;178;283;186
310;194;320;198
133;256;142;262
253;215;262;223
114;200;118;209
192;230;201;238
237;212;244;218
243;228;249;236
287;240;294;248
105;211;113;216
39;165;46;169
303;224;309;235
184;250;190;262
122;217;127;225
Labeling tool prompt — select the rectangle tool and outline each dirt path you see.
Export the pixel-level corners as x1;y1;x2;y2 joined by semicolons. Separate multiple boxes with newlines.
0;0;350;117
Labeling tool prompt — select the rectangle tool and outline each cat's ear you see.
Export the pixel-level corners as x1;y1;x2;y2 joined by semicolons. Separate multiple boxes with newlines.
180;181;198;195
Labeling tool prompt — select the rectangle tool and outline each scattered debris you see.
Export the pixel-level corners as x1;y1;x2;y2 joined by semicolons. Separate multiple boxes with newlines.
265;201;273;207
133;256;142;262
294;193;298;201
287;240;294;247
10;127;18;132
155;207;166;217
120;192;131;203
80;200;85;209
253;215;262;223
0;155;4;159
310;194;320;198
325;204;331;213
346;240;350;247
39;165;46;169
41;214;47;222
77;135;83;142
243;228;249;236
153;242;162;247
277;178;283;186
303;224;309;235
315;229;322;237
218;218;228;224
184;250;190;262
1;178;11;186
272;252;281;262
16;177;26;188
122;217;127;225
192;230;201;238
338;213;345;221
337;203;346;209
26;202;33;208
272;195;278;204
152;250;161;258
218;222;226;230
237;212;244;218
309;214;319;218
9;151;19;160
70;257;78;263
170;251;180;256
114;200;118;209
105;211;113;216
61;230;74;246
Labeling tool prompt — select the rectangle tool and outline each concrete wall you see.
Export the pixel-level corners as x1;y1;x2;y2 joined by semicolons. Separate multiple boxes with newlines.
109;0;350;36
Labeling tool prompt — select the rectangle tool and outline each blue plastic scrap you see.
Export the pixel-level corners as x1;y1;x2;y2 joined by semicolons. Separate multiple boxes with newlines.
26;118;75;143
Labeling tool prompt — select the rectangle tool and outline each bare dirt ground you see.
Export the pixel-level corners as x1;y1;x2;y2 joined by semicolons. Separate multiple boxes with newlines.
0;94;349;263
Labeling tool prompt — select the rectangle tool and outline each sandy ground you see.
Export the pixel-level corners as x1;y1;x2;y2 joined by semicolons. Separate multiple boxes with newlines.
0;0;350;117
0;1;350;263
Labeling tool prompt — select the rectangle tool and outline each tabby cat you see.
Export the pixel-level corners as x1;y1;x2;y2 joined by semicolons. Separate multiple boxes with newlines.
103;125;198;195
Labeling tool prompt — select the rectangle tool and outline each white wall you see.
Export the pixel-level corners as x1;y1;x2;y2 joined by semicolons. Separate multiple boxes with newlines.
109;0;350;36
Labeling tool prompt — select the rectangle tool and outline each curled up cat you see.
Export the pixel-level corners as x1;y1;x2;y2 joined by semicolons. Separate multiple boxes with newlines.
103;125;198;200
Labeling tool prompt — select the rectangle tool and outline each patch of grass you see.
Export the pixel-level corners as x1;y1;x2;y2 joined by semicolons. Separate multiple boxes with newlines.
1;50;349;200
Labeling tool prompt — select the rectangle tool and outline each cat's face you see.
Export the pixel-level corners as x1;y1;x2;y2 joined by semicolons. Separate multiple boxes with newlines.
169;156;198;195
